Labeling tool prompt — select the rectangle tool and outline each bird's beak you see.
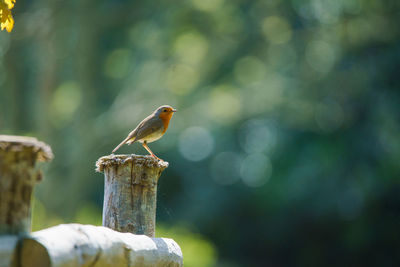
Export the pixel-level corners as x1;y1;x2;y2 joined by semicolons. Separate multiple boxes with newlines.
172;109;177;112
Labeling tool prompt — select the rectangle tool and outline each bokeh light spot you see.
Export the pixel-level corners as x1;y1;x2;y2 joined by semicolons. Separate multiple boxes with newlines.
346;18;373;45
179;127;214;161
234;56;267;85
50;81;82;127
209;85;242;125
240;153;272;187
191;0;224;12
239;119;277;154
103;49;132;79
310;0;342;24
213;5;244;35
305;40;337;73
262;16;292;45
211;151;241;185
165;64;199;95
173;31;209;66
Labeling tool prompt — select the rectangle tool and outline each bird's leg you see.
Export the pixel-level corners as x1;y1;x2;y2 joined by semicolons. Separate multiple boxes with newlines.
142;142;161;161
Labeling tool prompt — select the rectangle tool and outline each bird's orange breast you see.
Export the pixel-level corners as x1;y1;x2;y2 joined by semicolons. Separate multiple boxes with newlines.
159;112;174;134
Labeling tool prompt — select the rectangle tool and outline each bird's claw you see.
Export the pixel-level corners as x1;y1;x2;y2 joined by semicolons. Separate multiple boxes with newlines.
151;154;163;162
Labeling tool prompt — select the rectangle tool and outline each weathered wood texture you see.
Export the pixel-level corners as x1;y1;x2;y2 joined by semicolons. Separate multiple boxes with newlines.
96;155;168;237
20;223;183;267
0;135;53;235
0;235;18;267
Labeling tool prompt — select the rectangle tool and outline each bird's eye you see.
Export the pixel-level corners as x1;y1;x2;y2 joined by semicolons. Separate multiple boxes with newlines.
163;109;167;112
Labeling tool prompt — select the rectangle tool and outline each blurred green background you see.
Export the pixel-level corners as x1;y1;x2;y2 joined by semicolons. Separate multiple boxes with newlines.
1;0;400;266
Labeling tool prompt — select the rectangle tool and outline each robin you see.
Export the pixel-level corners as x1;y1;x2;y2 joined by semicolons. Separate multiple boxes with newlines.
112;105;177;160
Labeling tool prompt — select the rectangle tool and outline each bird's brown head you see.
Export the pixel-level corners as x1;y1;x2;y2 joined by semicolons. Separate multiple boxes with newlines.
155;105;177;125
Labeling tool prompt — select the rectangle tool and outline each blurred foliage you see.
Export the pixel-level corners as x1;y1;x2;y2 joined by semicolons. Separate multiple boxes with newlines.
157;224;217;267
31;198;63;232
1;0;400;266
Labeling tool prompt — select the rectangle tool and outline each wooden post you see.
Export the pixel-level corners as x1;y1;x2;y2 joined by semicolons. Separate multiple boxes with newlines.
0;135;53;235
95;154;168;237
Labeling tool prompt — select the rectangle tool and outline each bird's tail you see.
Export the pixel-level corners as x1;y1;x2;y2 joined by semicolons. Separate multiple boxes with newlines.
112;136;135;153
112;138;128;154
112;141;125;154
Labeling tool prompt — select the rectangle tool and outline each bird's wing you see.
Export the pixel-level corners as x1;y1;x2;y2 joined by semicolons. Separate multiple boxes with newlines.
133;116;164;142
112;115;163;153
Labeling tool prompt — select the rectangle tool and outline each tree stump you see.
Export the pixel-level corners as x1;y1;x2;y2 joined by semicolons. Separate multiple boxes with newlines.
0;135;53;235
95;154;168;237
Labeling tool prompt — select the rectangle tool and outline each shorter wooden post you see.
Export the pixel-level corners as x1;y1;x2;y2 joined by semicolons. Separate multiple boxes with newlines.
96;154;168;237
0;135;53;235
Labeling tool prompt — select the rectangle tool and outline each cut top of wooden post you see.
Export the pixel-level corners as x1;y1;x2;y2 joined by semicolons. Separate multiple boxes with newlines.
0;135;53;162
95;154;169;173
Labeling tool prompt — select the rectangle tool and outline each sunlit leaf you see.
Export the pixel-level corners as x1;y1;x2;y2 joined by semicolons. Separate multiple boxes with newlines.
0;0;15;32
4;0;14;9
